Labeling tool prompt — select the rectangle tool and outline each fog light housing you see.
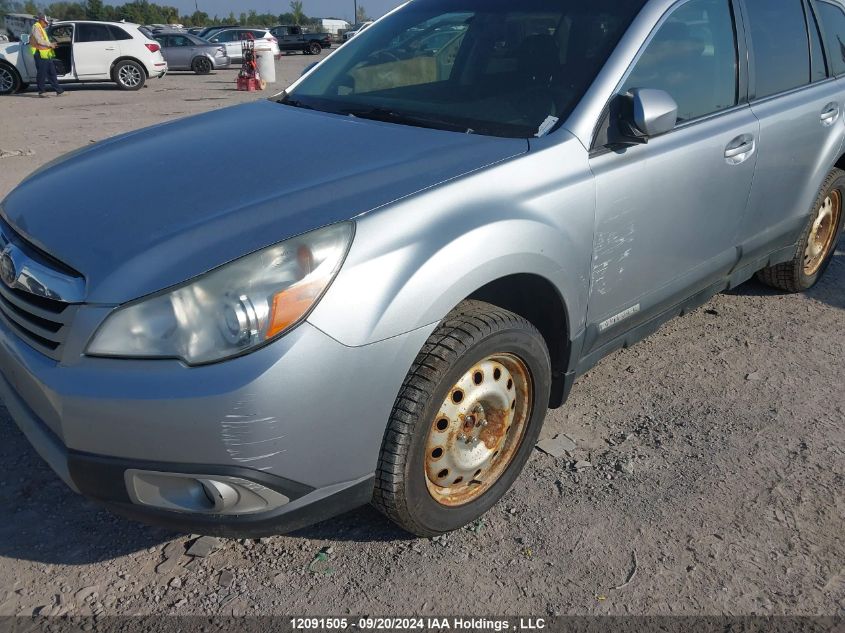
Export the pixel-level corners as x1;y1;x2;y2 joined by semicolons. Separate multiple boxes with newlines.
125;470;290;515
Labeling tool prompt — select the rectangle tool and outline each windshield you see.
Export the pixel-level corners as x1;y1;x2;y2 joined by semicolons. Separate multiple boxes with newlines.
284;0;646;138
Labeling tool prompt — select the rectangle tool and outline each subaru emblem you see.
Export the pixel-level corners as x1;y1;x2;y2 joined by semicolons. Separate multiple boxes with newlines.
0;247;17;288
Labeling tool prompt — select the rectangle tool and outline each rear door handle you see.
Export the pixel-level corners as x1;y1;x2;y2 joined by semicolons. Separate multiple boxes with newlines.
821;102;840;126
724;134;756;164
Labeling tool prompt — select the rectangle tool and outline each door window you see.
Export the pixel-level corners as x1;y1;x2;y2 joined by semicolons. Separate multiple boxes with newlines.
48;25;74;44
168;35;193;47
815;0;845;76
76;23;114;43
744;0;810;98
622;0;737;122
808;2;828;81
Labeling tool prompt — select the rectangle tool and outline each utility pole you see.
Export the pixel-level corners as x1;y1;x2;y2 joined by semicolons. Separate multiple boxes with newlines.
354;0;357;23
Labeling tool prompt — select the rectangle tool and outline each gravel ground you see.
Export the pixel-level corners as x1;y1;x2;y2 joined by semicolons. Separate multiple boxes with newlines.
0;52;843;618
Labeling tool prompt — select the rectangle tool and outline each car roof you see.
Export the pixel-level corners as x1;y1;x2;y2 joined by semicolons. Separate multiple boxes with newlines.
54;20;141;27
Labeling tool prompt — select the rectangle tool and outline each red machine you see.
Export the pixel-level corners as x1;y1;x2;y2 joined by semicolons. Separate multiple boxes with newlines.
236;33;264;91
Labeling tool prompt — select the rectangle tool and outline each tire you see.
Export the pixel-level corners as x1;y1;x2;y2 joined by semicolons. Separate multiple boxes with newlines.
373;300;551;537
113;60;146;91
192;56;213;75
0;62;21;95
757;167;845;292
308;42;322;55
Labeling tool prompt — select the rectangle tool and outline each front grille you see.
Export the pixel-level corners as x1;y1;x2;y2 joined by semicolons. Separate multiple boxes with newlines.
0;218;82;362
0;283;76;360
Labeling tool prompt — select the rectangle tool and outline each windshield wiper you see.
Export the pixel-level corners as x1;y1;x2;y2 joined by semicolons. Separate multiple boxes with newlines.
341;106;474;134
274;93;316;110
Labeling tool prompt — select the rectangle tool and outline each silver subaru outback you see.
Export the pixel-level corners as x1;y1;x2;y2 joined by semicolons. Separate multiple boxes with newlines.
1;0;843;537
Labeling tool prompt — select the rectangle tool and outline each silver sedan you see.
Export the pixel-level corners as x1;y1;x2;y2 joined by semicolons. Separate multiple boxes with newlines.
154;32;230;74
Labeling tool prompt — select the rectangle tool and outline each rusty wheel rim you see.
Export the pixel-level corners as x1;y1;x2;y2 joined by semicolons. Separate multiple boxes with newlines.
804;189;841;276
424;353;532;507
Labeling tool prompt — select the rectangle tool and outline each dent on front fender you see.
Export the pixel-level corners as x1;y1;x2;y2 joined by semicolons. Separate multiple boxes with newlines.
309;134;597;348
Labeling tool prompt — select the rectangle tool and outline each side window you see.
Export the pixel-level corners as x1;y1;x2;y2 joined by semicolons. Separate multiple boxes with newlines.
76;23;114;43
744;0;810;98
48;25;73;44
807;2;828;81
108;25;132;41
815;0;845;76
171;36;192;47
622;0;737;122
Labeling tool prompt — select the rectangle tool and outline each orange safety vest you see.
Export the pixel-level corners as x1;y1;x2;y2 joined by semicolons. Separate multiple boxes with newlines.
28;22;55;59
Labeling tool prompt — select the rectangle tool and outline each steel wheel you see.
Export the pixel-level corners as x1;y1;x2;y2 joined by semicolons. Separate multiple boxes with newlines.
804;189;841;276
118;63;142;88
424;353;532;507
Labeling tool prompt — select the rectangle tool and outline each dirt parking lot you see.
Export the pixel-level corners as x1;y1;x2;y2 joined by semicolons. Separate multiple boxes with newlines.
0;52;843;619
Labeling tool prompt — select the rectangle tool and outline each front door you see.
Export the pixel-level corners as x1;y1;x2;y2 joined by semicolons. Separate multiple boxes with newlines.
585;0;757;352
73;22;118;78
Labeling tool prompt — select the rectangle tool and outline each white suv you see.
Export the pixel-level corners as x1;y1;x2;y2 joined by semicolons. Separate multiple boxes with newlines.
0;20;168;94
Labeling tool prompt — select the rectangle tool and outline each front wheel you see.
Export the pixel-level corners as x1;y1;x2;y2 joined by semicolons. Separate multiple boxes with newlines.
0;63;21;95
757;167;845;292
373;301;551;537
113;60;146;91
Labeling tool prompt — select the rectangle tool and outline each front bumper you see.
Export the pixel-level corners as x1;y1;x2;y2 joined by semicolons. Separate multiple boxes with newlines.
0;313;433;535
213;55;231;69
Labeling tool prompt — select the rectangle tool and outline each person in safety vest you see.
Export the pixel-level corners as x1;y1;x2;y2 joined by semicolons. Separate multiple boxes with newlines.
28;13;64;97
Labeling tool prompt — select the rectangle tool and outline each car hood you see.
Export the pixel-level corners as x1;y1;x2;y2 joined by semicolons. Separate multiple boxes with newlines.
1;100;527;304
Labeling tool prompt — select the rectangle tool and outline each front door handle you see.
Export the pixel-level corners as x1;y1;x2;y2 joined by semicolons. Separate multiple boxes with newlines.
104;46;116;51
821;102;840;127
724;134;756;165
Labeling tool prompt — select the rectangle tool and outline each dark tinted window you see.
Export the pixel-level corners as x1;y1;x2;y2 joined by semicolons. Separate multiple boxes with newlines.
745;0;810;97
290;0;648;138
623;0;737;121
76;23;114;42
108;25;132;40
816;0;845;75
168;35;193;47
808;2;828;80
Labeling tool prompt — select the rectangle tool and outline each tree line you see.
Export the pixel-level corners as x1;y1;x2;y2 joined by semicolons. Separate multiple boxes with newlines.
0;0;343;28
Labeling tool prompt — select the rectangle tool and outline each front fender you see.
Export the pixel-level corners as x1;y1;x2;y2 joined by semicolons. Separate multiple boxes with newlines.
309;133;596;348
0;42;30;81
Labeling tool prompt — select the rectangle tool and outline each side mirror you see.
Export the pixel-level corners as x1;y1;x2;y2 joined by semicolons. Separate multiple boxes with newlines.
629;88;678;137
301;61;318;77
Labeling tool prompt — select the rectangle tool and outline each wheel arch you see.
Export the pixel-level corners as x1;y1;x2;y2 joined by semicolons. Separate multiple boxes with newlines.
110;56;150;79
466;274;571;408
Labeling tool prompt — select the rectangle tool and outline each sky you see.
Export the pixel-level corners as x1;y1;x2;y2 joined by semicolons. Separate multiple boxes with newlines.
164;0;400;22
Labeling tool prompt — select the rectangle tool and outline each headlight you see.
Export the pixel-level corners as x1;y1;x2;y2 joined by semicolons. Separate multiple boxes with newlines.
87;223;353;365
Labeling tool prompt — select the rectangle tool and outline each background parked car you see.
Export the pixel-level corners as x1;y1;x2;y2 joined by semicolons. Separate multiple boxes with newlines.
0;20;167;94
343;21;373;42
154;32;230;73
270;25;331;55
194;25;239;40
206;28;280;63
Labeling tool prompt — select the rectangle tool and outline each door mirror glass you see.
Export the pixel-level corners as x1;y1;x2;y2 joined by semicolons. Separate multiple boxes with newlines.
631;88;678;137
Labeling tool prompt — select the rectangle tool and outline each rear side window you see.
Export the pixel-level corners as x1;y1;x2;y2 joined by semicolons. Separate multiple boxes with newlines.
744;0;810;98
815;0;845;75
108;25;132;41
76;23;114;43
807;2;828;81
622;0;738;122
